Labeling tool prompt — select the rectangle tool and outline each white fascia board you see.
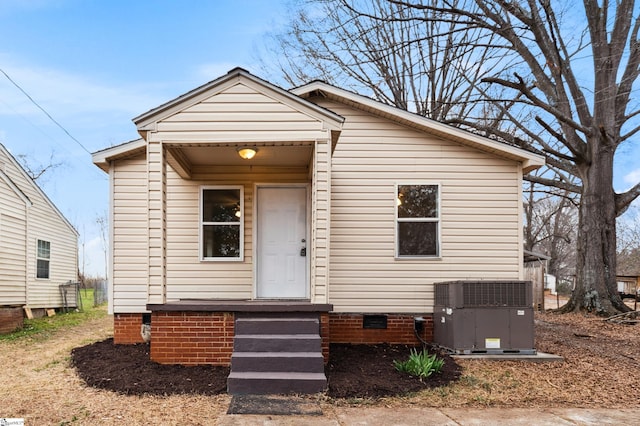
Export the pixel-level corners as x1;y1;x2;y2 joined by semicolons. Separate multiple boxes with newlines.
92;138;147;172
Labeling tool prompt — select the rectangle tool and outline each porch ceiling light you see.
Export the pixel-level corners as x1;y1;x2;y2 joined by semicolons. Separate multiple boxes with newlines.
237;147;258;160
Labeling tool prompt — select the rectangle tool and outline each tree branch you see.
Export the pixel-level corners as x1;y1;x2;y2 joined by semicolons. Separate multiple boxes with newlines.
482;74;591;137
525;174;582;195
616;181;640;216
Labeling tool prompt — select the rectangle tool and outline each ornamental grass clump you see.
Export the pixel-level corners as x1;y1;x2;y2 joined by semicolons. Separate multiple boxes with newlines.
394;348;444;381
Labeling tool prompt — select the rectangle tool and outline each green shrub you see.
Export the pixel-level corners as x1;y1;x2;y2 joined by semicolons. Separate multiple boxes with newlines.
394;348;444;381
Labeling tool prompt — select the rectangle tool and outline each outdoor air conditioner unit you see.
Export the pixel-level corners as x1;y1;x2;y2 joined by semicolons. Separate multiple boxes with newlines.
433;281;536;355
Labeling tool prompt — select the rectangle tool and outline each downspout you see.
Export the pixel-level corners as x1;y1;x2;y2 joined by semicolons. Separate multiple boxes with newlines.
108;165;115;315
517;163;524;281
24;199;30;308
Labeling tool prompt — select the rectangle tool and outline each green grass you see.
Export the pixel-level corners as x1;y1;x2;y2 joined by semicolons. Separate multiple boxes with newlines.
0;289;108;342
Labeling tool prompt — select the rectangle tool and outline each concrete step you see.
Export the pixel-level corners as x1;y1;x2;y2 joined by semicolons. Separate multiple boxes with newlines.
227;371;327;395
235;317;319;335
233;334;321;352
231;351;325;373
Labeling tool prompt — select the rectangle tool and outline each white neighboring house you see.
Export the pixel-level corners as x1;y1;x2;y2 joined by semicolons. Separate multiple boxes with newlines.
0;143;79;313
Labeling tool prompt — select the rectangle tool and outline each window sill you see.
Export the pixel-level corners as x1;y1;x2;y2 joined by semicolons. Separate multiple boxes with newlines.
394;256;442;261
200;257;244;262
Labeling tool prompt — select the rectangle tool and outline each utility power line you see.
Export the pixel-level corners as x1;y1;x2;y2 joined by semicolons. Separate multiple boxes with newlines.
0;67;91;154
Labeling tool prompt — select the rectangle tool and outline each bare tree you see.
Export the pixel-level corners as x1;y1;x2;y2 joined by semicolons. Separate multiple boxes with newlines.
272;0;640;314
523;179;578;284
396;0;640;314
16;152;63;182
266;0;502;122
96;212;109;281
617;206;640;276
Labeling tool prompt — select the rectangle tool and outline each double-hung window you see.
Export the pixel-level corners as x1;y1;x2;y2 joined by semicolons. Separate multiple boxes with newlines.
36;239;51;279
395;184;440;258
201;186;243;260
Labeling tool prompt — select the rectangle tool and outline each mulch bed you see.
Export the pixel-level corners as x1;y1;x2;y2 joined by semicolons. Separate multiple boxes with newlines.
71;339;229;396
71;340;461;398
325;343;461;398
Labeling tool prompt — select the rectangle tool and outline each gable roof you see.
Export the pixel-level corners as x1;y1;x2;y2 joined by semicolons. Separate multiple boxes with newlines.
133;67;344;135
0;143;78;237
291;81;545;173
94;68;544;174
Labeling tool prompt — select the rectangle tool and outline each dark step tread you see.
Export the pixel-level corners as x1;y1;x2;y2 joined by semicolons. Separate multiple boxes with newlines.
234;334;320;338
232;351;323;358
228;371;326;380
236;317;318;322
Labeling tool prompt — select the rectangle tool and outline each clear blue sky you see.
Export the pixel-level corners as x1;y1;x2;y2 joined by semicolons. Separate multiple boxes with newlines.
0;0;288;277
1;0;639;277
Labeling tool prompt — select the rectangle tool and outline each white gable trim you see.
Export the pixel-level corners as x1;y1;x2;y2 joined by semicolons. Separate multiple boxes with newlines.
133;68;345;134
0;168;32;207
292;81;545;173
0;143;78;237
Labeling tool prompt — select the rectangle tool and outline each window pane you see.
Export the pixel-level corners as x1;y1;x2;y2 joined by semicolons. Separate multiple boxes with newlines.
37;240;51;259
398;222;438;256
397;185;438;218
203;189;241;222
37;259;50;279
203;225;240;258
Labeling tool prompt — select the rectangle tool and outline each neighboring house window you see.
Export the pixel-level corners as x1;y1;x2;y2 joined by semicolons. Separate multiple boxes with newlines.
201;186;243;260
37;239;51;279
395;184;440;258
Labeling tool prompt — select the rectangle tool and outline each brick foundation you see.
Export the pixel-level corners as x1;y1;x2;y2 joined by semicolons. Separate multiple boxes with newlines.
113;313;146;344
113;310;434;366
150;312;234;366
320;312;330;362
328;313;433;345
0;307;24;334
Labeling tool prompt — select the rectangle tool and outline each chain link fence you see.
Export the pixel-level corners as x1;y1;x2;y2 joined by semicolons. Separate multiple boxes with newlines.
92;279;108;306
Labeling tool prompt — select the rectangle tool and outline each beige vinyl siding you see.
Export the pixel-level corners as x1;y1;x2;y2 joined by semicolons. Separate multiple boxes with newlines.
164;165;309;300
312;98;522;313
0;159;29;306
0;148;78;309
111;156;150;313
23;198;77;309
0;213;27;305
152;82;329;143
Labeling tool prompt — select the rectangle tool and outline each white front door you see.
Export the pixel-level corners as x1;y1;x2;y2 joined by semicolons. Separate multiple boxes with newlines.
256;186;308;299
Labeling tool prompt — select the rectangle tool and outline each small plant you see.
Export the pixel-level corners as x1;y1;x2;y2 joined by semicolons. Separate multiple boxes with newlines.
394;348;444;381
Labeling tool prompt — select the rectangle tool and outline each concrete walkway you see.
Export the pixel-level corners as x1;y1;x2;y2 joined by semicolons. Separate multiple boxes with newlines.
219;407;640;425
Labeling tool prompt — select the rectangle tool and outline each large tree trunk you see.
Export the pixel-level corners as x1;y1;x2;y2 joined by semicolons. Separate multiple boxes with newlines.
562;146;629;315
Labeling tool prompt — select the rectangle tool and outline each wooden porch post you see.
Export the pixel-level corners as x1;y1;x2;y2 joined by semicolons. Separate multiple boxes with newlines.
311;138;331;304
146;137;166;304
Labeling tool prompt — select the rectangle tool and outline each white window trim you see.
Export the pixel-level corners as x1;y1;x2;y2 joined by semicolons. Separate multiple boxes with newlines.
199;185;244;262
394;183;442;259
36;238;51;280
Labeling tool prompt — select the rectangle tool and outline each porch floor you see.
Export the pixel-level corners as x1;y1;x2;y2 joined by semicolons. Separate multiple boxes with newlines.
147;299;333;313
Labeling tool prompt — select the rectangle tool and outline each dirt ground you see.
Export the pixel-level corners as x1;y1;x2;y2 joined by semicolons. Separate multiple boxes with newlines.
1;309;640;425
